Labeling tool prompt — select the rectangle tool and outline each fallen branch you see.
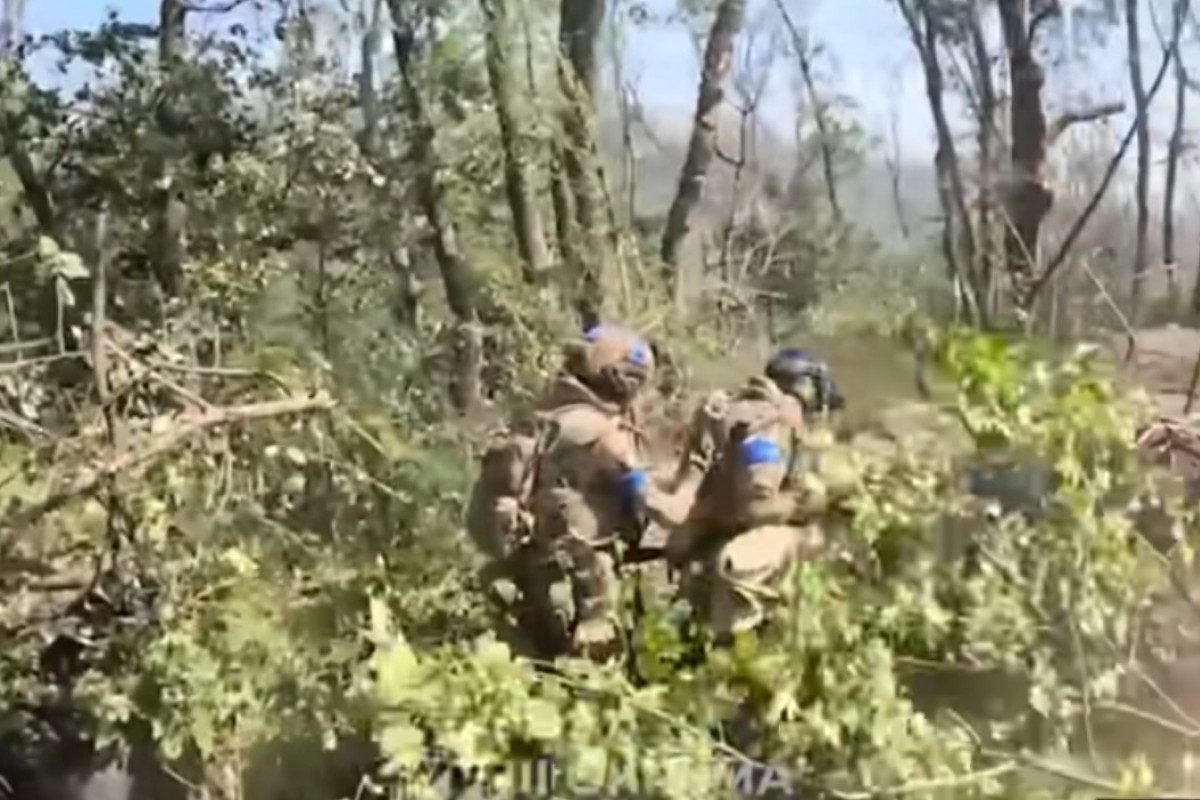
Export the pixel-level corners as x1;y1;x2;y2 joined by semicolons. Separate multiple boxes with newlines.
1185;345;1200;416
147;359;292;396
1;393;336;530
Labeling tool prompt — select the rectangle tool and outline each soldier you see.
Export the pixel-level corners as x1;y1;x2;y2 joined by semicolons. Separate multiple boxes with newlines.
466;324;710;661
666;348;845;641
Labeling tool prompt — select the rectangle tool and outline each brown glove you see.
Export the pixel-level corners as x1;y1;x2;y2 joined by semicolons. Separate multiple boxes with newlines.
573;618;622;661
686;391;729;471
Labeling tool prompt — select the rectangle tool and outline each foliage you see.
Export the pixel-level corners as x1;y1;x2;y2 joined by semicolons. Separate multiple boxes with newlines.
361;325;1198;799
0;0;1195;798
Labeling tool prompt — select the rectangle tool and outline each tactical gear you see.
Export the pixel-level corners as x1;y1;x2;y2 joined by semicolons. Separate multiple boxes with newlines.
669;374;828;639
566;324;656;407
469;321;664;662
709;523;826;636
764;348;844;417
465;428;540;560
681;377;807;539
526;373;648;659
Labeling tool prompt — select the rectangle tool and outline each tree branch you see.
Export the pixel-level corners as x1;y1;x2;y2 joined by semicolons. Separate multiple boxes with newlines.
1029;0;1185;301
1;394;336;530
1029;1;1062;40
1047;102;1126;145
181;0;250;12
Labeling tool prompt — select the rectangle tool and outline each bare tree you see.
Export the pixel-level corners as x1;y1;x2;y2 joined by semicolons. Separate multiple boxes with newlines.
994;0;1125;315
883;73;911;241
964;0;999;308
1157;0;1190;310
774;0;840;223
713;13;775;285
1028;0;1183;310
607;0;637;224
894;0;981;318
0;0;22;55
660;0;747;289
1126;0;1152;323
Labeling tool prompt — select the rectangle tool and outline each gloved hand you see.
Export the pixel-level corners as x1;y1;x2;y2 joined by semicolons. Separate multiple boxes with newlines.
687;392;729;471
573;618;621;661
495;497;535;548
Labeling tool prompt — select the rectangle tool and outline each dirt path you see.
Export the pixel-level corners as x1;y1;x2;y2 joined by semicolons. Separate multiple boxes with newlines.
1109;325;1200;416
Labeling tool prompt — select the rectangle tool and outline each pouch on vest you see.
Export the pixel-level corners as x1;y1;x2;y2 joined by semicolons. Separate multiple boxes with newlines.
466;418;562;558
723;414;802;528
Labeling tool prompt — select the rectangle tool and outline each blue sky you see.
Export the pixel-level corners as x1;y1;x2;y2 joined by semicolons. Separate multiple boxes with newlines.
16;0;1194;165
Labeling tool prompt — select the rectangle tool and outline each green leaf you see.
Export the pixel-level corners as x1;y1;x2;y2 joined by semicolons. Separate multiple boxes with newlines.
36;235;60;259
524;698;562;741
54;275;75;308
379;722;426;772
52;251;90;280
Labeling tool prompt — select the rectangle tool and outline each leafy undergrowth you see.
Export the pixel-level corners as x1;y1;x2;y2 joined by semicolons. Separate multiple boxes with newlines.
362;326;1200;800
2;323;1197;800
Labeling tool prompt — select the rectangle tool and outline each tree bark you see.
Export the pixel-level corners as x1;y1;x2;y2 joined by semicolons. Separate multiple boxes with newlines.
386;0;481;411
149;0;189;299
659;0;746;286
896;0;979;317
996;0;1049;314
774;0;840;223
0;0;23;57
1164;34;1185;309
555;0;607;325
481;0;550;285
965;0;998;314
358;0;383;156
884;99;910;240
1126;0;1151;324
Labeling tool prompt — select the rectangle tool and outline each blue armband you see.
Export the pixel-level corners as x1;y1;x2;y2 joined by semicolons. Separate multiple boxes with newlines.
617;466;648;498
740;436;782;466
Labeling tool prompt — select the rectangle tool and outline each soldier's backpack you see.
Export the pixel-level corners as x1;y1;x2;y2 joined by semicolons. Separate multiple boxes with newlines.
465;423;542;561
465;402;639;560
688;377;808;533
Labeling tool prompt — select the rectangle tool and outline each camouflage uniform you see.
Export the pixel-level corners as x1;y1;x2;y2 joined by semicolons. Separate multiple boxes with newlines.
667;350;844;639
466;325;706;661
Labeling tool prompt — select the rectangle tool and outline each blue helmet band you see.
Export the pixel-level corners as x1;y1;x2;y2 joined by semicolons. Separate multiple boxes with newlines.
584;324;651;367
740;436;783;466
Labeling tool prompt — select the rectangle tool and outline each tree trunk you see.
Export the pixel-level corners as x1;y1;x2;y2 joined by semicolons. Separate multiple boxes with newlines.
884;103;910;240
386;0;481;411
775;2;841;223
896;0;979;318
996;0;1050;314
1165;5;1186;314
358;0;383;156
966;0;998;316
556;0;606;325
149;0;188;299
0;0;23;57
1126;0;1151;324
659;0;746;287
481;0;550;285
356;0;421;330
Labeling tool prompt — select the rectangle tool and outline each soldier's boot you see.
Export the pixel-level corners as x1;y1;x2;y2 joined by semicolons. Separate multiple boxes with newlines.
477;558;540;660
564;539;622;662
515;551;573;662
